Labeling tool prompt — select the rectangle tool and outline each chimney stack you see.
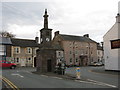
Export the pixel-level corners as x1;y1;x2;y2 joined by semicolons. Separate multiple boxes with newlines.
54;31;59;36
116;13;120;23
83;34;89;38
35;37;39;43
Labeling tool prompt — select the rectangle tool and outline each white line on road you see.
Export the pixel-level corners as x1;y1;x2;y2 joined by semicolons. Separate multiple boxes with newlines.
40;75;49;77
75;80;117;88
87;79;117;88
26;71;33;74
11;73;24;78
51;77;63;80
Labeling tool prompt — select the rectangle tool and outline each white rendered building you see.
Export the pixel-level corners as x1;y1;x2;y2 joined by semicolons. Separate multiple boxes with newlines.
103;14;120;71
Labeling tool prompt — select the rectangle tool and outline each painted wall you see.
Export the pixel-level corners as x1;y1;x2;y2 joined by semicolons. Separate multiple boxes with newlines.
103;22;120;71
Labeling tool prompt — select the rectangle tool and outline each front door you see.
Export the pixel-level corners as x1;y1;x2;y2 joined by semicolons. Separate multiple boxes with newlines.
21;59;25;66
34;57;36;67
47;59;52;72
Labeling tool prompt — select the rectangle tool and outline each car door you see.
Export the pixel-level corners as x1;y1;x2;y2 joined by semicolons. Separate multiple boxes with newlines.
5;61;11;67
0;61;2;67
2;61;6;67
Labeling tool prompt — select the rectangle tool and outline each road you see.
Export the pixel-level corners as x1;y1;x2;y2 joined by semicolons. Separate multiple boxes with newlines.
1;66;119;89
66;66;119;88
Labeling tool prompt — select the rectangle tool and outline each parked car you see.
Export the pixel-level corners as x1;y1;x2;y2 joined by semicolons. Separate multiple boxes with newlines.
93;62;103;66
90;62;103;66
0;60;16;69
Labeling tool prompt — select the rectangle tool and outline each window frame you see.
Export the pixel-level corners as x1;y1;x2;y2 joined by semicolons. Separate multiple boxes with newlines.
26;47;32;54
14;47;20;54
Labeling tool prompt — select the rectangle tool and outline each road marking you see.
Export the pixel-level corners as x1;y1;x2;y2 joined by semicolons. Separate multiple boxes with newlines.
2;76;20;90
40;75;49;77
26;71;33;74
11;73;24;78
87;79;117;88
75;79;117;88
51;77;63;80
89;70;118;77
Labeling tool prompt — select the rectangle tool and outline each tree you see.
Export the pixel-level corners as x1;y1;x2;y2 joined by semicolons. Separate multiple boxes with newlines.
0;31;15;38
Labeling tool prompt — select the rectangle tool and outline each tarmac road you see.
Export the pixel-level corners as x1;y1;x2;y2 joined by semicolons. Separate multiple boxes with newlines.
1;66;119;89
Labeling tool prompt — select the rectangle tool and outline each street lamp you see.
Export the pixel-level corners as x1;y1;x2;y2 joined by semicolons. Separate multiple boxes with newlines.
88;43;91;65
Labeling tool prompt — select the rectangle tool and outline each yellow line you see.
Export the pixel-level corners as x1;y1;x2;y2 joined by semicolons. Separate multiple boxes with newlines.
3;77;17;89
89;70;118;76
2;76;20;90
3;78;15;89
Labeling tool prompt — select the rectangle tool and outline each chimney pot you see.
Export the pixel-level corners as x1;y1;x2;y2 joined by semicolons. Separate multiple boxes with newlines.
116;13;120;23
54;31;59;36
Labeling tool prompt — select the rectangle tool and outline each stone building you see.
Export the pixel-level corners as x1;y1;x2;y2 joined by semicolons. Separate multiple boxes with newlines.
97;43;104;64
36;9;64;73
53;32;98;66
11;37;39;67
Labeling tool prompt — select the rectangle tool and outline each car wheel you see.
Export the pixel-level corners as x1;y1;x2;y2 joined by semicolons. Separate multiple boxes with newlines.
10;66;16;69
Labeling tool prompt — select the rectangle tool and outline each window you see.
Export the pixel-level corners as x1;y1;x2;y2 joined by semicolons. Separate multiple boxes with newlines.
70;58;72;63
58;52;61;56
14;57;19;63
70;51;72;54
28;57;31;60
75;51;78;54
26;57;32;63
16;58;19;63
26;47;32;54
98;51;100;55
14;47;20;54
76;58;78;62
0;45;5;55
86;50;88;54
91;51;93;54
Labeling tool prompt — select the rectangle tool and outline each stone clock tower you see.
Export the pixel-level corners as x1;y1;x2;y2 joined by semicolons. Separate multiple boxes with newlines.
40;9;52;43
36;9;64;73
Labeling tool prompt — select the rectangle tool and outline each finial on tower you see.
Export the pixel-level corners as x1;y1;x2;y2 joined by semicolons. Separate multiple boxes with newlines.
43;9;49;29
45;9;47;15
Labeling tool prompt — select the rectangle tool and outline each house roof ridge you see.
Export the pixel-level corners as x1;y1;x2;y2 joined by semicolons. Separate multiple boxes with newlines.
11;38;35;41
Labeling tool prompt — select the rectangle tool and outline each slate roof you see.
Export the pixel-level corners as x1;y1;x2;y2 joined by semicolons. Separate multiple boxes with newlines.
39;41;63;50
0;37;12;45
11;38;39;47
59;34;97;43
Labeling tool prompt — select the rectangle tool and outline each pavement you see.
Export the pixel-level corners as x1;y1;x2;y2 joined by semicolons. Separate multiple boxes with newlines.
33;66;120;80
89;66;120;76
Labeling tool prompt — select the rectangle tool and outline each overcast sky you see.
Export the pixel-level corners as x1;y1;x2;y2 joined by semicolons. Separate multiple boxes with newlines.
1;0;120;43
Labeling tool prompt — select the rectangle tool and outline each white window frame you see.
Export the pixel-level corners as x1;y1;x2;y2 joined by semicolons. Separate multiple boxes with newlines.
14;47;20;54
26;47;32;54
0;45;5;55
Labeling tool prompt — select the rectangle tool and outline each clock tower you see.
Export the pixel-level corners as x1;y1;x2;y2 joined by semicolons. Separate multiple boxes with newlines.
40;9;52;44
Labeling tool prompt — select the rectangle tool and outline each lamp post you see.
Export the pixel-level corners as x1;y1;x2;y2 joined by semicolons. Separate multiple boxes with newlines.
73;41;75;66
88;43;91;65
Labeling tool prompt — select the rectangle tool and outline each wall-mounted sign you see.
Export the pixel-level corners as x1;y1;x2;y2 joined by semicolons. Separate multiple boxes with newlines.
111;39;120;49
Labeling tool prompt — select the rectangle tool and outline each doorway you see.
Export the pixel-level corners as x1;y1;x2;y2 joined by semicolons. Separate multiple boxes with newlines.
34;57;36;67
47;59;52;72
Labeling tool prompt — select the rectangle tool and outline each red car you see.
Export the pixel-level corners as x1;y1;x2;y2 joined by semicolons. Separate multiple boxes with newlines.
0;60;16;69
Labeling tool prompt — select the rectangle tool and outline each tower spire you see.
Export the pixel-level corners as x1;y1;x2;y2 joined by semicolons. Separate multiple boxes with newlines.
43;9;49;29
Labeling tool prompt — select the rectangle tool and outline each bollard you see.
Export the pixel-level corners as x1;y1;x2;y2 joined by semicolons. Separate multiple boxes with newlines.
76;67;81;79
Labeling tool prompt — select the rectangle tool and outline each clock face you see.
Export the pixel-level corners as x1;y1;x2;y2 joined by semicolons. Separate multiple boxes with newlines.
46;38;50;42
